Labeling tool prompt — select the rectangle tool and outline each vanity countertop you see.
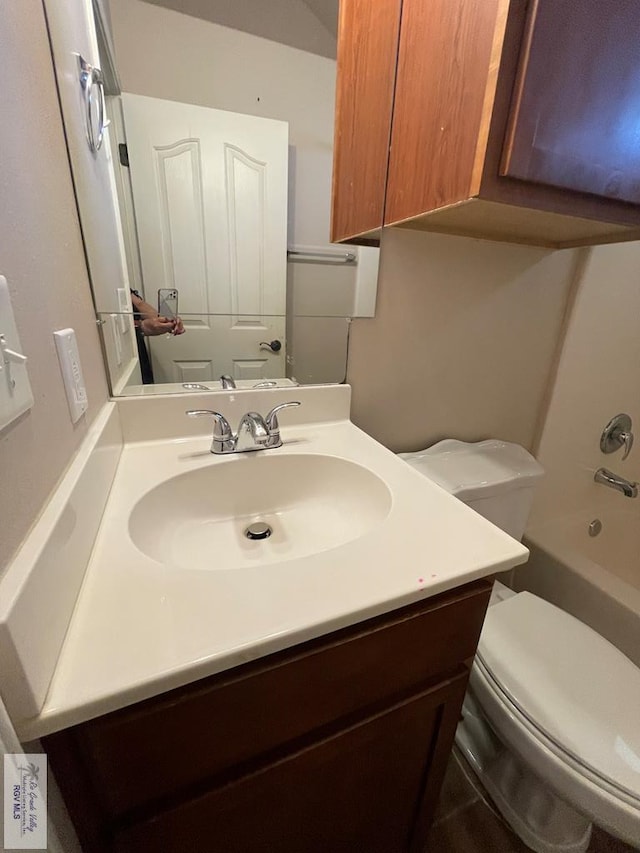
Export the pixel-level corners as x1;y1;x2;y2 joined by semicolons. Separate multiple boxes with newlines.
18;418;528;740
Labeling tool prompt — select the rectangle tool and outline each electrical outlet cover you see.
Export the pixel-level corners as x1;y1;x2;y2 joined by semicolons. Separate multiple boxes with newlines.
54;328;88;423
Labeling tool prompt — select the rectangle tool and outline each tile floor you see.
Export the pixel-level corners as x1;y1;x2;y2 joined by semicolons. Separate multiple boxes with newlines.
427;749;637;852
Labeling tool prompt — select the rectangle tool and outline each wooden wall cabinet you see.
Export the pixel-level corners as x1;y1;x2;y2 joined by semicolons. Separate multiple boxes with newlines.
44;579;492;853
331;0;640;248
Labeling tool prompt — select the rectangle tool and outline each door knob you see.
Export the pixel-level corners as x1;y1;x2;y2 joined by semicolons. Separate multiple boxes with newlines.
259;339;282;353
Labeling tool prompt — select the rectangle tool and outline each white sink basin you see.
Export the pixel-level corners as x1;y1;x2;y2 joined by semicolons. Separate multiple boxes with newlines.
128;453;392;571
5;386;530;741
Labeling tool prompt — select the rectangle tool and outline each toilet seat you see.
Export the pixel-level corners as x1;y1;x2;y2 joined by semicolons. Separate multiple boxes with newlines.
471;660;640;847
472;593;640;845
476;657;640;808
477;592;640;806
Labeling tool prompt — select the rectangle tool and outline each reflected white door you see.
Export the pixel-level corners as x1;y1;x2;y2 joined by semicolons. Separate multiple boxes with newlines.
122;94;288;382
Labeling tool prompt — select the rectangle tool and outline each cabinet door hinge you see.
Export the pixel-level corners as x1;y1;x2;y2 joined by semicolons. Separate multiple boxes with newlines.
118;143;129;167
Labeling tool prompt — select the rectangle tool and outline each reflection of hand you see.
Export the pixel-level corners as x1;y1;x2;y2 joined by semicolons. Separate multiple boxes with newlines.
172;316;185;335
140;316;176;336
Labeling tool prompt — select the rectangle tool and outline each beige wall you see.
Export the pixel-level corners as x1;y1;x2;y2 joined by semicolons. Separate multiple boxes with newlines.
529;241;640;527
141;0;337;58
347;229;581;452
0;1;109;570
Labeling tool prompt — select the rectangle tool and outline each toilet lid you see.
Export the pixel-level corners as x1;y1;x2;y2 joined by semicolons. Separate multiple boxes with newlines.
478;592;640;803
399;439;543;501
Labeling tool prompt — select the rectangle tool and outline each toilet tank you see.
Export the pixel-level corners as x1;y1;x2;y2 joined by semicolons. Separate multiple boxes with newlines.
400;439;544;541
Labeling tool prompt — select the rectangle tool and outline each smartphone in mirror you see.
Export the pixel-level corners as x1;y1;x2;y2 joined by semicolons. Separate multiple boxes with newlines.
158;288;178;319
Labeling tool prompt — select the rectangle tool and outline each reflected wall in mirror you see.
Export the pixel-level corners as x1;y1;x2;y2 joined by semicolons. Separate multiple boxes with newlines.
43;0;380;395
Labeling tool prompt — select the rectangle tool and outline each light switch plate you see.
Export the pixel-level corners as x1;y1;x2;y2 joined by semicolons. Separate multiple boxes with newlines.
116;288;130;334
0;275;34;431
54;328;88;423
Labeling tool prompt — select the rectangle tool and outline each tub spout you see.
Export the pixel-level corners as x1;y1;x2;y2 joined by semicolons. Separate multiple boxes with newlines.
594;467;638;498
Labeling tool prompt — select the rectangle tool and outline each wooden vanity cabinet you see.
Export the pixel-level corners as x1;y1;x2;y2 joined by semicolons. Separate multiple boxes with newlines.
44;579;492;853
331;0;640;248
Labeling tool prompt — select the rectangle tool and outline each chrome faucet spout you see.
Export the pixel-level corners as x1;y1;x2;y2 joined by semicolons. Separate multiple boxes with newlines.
594;467;638;498
236;411;269;451
220;374;236;389
186;401;301;454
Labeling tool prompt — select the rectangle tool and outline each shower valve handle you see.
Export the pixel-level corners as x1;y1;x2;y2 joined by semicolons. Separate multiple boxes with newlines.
619;430;634;461
600;413;634;460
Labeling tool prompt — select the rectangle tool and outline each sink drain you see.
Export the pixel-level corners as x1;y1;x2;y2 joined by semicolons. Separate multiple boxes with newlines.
245;522;272;541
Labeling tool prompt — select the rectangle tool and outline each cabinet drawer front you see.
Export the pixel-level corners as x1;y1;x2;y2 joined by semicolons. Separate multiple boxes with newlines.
61;581;490;818
114;675;467;853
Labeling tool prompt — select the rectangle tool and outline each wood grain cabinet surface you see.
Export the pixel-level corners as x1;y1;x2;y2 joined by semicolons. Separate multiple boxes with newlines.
44;579;492;853
331;0;640;248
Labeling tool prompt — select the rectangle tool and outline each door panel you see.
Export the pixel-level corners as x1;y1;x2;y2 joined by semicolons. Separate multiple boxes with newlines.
232;358;270;380
154;140;209;316
172;360;212;383
122;94;288;381
501;0;640;204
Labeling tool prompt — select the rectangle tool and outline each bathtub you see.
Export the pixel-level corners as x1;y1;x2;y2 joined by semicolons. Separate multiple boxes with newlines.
513;510;640;668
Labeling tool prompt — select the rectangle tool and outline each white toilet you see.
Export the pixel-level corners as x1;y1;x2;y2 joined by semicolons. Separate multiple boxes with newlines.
401;440;640;852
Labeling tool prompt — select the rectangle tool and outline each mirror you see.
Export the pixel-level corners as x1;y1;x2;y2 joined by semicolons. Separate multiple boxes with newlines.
45;0;380;394
98;312;352;391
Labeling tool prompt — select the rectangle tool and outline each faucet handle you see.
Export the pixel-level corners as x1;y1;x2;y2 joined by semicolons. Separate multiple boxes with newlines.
186;410;234;454
265;402;301;447
265;401;301;430
600;413;634;460
619;430;634;461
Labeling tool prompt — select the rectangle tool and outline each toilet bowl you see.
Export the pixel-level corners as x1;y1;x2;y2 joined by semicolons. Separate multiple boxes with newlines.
401;440;640;852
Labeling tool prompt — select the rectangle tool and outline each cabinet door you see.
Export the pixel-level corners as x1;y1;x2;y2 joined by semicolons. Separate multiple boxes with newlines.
385;0;505;225
501;0;640;204
114;674;467;853
47;582;489;820
330;0;402;243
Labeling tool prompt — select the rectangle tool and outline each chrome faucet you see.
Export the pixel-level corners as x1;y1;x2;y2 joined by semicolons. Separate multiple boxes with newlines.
236;411;270;451
186;402;301;454
220;374;236;389
594;467;638;498
600;414;634;460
